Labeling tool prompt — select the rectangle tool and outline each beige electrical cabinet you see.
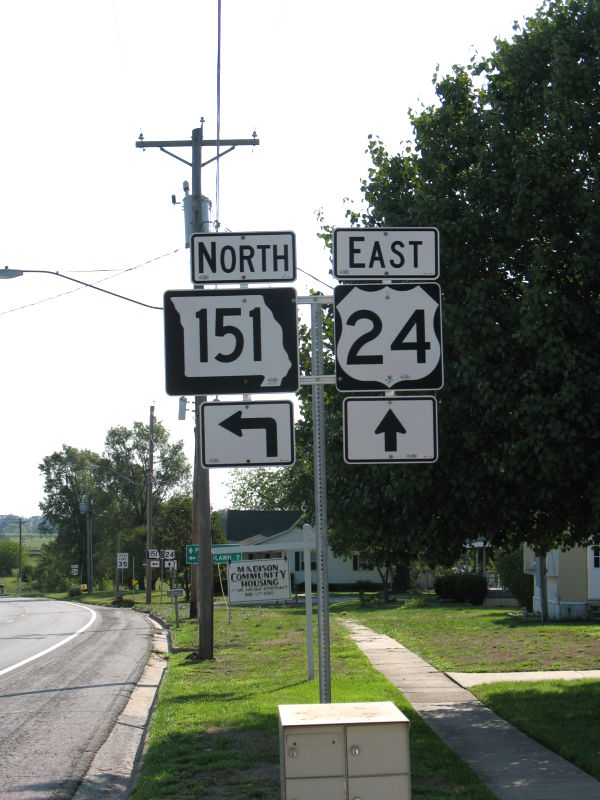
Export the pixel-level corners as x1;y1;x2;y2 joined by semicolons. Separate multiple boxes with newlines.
279;702;410;800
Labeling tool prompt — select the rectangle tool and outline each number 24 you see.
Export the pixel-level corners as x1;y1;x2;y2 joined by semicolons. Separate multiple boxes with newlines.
346;309;431;364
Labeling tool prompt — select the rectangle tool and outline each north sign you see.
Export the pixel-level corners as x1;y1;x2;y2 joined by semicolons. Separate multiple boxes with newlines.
201;400;294;467
191;231;296;284
343;396;438;464
333;227;439;280
164;288;299;395
334;283;443;391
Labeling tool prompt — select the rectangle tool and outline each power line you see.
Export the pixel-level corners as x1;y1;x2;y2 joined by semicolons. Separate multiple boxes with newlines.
0;248;181;316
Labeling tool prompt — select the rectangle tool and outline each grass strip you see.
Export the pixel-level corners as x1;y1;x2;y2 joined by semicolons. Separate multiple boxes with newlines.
131;604;496;800
471;679;600;781
334;599;600;671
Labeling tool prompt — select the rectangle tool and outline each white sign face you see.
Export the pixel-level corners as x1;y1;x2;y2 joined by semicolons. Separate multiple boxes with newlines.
335;283;443;391
333;228;439;280
71;565;78;576
191;231;296;284
147;548;159;560
343;396;438;463
228;558;291;604
201;400;295;467
163;549;176;560
164;288;299;395
117;552;129;569
164;559;177;570
150;560;160;568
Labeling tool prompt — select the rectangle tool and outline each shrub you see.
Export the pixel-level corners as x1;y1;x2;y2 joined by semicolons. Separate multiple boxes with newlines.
455;572;488;605
68;586;82;597
495;547;534;611
434;572;459;600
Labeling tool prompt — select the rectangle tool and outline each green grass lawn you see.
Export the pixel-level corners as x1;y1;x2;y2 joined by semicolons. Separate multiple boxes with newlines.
334;598;600;671
12;589;600;794
335;598;600;783
472;679;600;781
130;603;496;800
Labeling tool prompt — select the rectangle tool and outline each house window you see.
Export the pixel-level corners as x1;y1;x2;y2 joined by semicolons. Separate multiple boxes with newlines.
593;546;600;569
294;552;316;572
353;554;371;571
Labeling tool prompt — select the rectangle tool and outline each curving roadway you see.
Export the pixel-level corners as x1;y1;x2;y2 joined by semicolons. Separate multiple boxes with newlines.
0;597;152;799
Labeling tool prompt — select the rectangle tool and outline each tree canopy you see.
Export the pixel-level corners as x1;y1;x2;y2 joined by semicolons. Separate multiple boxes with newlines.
37;419;191;590
230;0;600;565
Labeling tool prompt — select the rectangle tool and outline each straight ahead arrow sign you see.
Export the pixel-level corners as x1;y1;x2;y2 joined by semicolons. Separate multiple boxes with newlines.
219;410;278;457
374;409;407;451
343;396;438;463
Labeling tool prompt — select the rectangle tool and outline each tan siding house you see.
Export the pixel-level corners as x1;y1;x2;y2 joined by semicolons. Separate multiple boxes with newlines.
523;542;600;620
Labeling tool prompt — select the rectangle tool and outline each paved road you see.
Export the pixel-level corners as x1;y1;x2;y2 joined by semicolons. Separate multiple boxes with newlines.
0;598;151;800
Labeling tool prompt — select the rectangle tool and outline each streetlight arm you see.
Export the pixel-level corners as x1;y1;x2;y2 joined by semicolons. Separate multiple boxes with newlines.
0;267;161;310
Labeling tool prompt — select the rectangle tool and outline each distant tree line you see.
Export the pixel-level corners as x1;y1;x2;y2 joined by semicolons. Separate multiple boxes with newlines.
32;418;219;595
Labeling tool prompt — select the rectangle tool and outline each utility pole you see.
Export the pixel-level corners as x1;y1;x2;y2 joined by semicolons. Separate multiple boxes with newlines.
18;518;22;596
136;123;259;659
145;404;155;604
86;489;92;594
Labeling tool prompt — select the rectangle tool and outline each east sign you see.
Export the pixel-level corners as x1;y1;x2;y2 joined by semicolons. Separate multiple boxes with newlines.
333;227;439;280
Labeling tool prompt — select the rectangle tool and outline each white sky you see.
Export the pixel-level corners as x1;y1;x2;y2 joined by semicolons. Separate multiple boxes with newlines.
0;0;542;518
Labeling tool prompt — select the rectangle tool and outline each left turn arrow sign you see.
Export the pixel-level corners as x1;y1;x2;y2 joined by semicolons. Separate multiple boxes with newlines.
201;400;295;468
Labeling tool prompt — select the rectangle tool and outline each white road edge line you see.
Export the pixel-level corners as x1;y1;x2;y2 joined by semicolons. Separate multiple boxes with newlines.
0;603;97;677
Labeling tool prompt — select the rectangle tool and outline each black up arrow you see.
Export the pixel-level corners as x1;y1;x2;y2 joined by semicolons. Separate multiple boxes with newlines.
374;409;407;452
220;411;278;457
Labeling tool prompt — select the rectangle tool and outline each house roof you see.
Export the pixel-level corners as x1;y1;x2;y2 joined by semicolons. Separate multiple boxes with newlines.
221;510;303;544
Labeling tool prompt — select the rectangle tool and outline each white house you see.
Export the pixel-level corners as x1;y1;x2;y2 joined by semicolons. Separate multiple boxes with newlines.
523;542;600;620
220;510;382;590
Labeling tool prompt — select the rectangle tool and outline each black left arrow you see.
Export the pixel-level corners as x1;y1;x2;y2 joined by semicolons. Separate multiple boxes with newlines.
219;411;278;457
374;409;407;451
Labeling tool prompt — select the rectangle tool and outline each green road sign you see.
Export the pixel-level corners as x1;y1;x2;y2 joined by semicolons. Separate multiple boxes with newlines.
186;544;199;565
213;552;242;564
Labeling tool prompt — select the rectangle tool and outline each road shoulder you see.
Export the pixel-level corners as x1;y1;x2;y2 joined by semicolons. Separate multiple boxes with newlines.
73;615;169;799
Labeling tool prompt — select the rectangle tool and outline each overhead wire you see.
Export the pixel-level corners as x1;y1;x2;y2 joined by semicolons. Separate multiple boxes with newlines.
0;248;181;316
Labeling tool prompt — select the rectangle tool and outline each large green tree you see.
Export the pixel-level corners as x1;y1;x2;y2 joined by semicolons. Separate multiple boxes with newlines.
229;0;600;568
102;419;190;527
38;420;191;591
38;446;108;586
350;0;600;556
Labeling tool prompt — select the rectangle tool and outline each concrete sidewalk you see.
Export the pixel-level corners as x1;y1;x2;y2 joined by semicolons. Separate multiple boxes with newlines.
343;619;600;800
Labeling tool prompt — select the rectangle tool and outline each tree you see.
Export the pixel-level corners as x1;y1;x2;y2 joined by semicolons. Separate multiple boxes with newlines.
38;446;106;587
341;0;600;556
154;495;227;601
37;420;191;592
0;540;23;575
102;419;190;527
227;0;600;572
